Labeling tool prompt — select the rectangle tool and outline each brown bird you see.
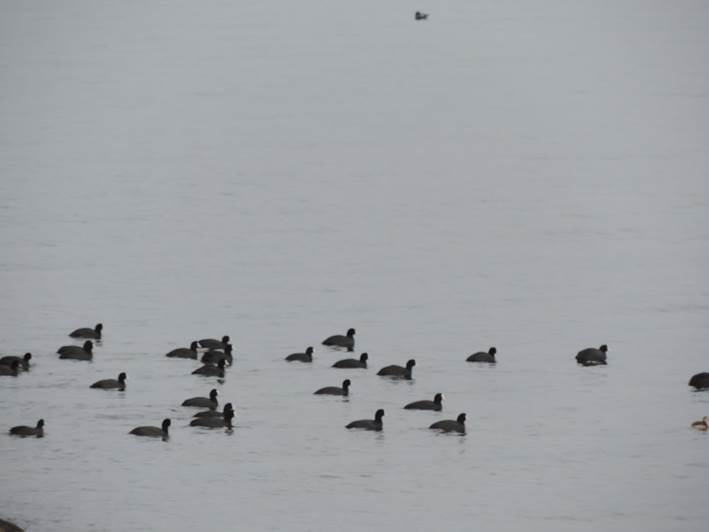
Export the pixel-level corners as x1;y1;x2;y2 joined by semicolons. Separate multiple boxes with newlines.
691;416;708;431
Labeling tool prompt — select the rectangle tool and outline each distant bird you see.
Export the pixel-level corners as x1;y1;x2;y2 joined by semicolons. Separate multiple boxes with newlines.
190;403;234;429
405;393;444;411
377;359;416;380
689;372;709;390
314;379;351;396
285;346;314;363
69;323;103;339
467;347;497;363
0;360;21;376
58;340;93;360
201;344;234;365
576;344;607;365
322;328;355;351
346;409;384;431
430;413;466;434
415;11;429;20
691;416;708;431
181;388;219;409
192;359;226;377
332;352;368;369
166;341;199;359
90;372;127;390
130;418;170;440
0;352;32;370
199;335;230;350
9;419;44;438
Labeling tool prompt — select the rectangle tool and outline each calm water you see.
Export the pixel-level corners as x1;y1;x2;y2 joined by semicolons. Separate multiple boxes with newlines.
1;1;708;530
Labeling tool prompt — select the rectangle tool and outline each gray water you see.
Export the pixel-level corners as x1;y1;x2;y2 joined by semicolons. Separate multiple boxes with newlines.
1;1;708;530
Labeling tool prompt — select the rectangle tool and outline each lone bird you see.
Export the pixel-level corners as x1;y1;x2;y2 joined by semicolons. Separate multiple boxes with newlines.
9;419;44;438
166;341;199;359
430;413;466;434
69;323;103;339
130;418;171;441
322;328;355;351
377;359;416;380
181;388;219;409
90;372;127;390
0;360;21;376
691;416;708;431
346;409;384;431
58;340;93;360
314;379;351;396
415;11;429;20
689;372;709;390
467;347;497;363
576;344;607;365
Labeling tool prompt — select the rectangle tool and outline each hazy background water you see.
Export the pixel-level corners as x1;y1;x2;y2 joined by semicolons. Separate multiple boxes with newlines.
1;1;708;530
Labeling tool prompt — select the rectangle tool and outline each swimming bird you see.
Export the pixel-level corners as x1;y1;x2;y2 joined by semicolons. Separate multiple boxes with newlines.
415;11;429;20
689;372;709;390
322;328;355;351
199;335;230;350
90;372;127;390
466;347;497;363
0;360;21;376
181;389;219;409
130;418;170;440
190;403;234;429
430;413;466;434
405;393;444;411
377;359;416;380
9;419;44;438
346;409;384;431
69;323;103;339
57;340;93;360
285;346;314;362
576;344;608;365
0;352;32;370
332;352;368;369
166;341;199;359
201;344;234;365
314;379;351;396
192;359;226;377
691;416;708;431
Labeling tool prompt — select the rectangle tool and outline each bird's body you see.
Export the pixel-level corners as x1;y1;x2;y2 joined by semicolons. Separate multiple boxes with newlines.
415;11;429;20
192;359;226;377
377;359;416;380
130;418;170;440
314;379;351;396
201;344;234;365
90;372;127;390
467;347;497;363
405;393;444;411
190;404;234;429
691;416;708;431
0;360;21;376
182;389;219;409
198;336;230;350
346;409;384;431
58;340;93;360
322;328;355;351
689;372;709;390
333;353;368;368
576;344;608;365
430;413;466;434
69;323;103;339
9;419;44;438
285;346;313;362
0;353;32;370
166;341;199;359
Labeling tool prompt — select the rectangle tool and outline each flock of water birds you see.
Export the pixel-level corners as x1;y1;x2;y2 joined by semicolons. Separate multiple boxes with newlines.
3;323;709;439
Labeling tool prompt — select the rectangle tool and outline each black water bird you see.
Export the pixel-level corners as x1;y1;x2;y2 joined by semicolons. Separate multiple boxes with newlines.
190;403;234;429
689;372;709;390
130;418;170;440
58;340;93;360
576;344;608;365
181;389;219;409
346;409;384;431
201;344;234;365
90;372;127;390
166;341;199;359
466;347;497;363
199;336;230;350
314;379;351;396
0;352;32;370
9;419;44;438
285;346;314;362
377;359;416;380
332;352;368;368
405;393;444;411
415;11;429;20
322;328;355;351
192;359;226;377
430;413;466;434
0;360;21;376
69;323;103;339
